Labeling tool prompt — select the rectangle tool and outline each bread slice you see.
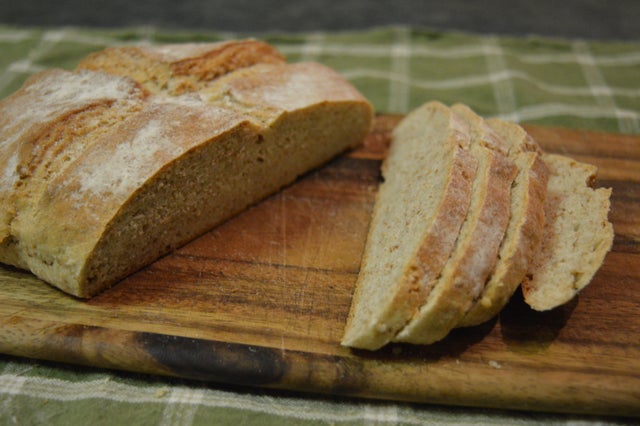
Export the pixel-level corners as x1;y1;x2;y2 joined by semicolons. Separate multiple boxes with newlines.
0;43;372;298
393;105;517;345
458;118;549;327
521;153;613;310
341;101;477;350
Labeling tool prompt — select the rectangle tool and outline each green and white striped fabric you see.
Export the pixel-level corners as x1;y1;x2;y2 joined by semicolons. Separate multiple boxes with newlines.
1;24;638;425
1;358;632;425
1;25;639;133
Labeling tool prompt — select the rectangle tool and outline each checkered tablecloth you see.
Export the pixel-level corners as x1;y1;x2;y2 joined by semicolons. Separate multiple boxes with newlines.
1;25;638;425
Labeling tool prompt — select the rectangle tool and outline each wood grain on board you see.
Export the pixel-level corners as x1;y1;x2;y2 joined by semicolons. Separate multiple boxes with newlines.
1;115;639;417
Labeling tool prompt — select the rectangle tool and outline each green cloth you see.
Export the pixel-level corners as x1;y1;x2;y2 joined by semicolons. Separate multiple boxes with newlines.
1;25;638;133
0;25;638;425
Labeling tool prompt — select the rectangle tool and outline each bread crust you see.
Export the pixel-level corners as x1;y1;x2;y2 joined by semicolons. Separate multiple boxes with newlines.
78;39;286;95
1;69;147;252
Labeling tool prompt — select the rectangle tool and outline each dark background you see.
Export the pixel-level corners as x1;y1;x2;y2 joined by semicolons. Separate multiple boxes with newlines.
3;0;639;40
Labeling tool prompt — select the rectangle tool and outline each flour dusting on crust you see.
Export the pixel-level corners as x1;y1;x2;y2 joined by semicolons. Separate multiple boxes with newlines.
75;119;182;200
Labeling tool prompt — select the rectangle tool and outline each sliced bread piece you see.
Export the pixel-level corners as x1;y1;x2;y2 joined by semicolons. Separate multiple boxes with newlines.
0;43;372;298
521;153;613;310
341;101;477;350
393;105;517;345
458;118;549;327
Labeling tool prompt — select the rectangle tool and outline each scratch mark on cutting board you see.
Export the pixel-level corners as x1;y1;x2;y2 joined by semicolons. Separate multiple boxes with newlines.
279;191;287;276
278;191;290;344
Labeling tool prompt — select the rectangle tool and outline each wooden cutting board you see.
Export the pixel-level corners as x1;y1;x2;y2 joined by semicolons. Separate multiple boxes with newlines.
1;116;639;417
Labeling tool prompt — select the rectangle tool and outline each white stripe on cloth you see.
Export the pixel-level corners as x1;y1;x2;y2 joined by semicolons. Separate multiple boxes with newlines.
160;387;204;426
278;38;640;68
0;29;70;94
483;36;518;122
573;40;639;134
498;102;640;123
277;41;496;59
5;59;46;75
388;27;412;113
0;363;32;421
363;404;400;425
0;26;140;47
299;32;326;62
518;50;640;66
340;68;640;98
0;29;34;42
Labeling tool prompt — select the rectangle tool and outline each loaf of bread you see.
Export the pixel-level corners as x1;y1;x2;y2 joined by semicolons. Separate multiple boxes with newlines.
342;102;613;350
0;40;373;298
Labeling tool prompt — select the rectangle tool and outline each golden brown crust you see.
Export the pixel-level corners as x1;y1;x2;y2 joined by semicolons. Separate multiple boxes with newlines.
77;40;286;95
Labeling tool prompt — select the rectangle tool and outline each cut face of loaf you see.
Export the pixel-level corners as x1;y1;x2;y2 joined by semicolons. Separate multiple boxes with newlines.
521;153;614;310
341;101;477;350
393;104;517;345
458;118;549;327
0;43;373;297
